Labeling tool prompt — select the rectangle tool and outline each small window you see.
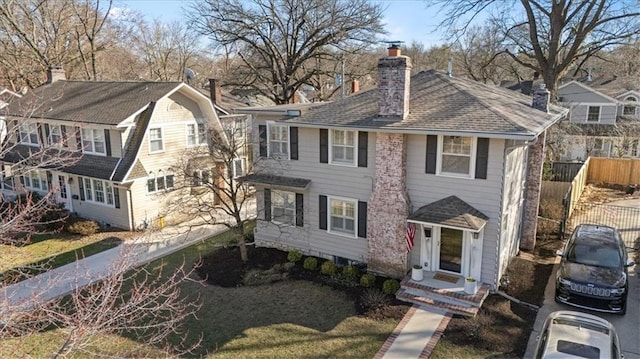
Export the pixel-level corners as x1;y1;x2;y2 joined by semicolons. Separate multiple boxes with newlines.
49;125;63;146
623;96;637;116
439;136;474;176
271;190;295;225
23;171;46;191
191;170;211;187
233;158;245;178
19;123;39;145
329;197;356;236
587;106;600;122
148;174;175;193
149;128;163;152
330;130;356;165
268;124;289;158
187;123;206;146
82;128;106;154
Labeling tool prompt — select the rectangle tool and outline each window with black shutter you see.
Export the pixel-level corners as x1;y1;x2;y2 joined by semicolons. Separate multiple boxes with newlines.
425;135;438;174
263;188;271;220
357;131;368;167
357;201;367;238
319;129;328;163
295;193;303;227
290;127;299;160
258;125;267;157
319;195;327;229
475;138;489;179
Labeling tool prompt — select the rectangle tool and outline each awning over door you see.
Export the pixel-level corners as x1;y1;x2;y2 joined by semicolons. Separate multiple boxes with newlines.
241;173;311;189
408;195;489;232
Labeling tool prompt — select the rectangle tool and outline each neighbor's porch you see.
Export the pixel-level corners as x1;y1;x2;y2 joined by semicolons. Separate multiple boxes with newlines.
396;270;491;317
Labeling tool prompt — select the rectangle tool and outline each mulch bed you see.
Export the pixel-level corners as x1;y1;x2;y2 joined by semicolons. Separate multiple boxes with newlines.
196;245;409;319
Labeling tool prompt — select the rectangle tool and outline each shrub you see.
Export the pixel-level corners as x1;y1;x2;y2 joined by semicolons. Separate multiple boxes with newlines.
303;257;318;271
539;199;564;220
360;273;376;288
242;268;287;286
66;219;99;236
287;250;302;263
382;279;400;294
360;288;388;310
320;260;337;276
282;262;296;271
342;265;359;280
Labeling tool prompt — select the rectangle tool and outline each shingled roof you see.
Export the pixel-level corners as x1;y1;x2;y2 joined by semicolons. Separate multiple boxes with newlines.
408;196;489;231
5;81;181;125
284;70;567;140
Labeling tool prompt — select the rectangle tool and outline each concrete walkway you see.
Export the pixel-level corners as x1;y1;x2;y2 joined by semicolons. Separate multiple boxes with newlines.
0;223;227;319
375;305;451;359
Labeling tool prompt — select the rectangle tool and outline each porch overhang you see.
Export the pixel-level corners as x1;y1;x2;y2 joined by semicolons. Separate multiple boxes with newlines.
407;195;489;233
241;173;311;189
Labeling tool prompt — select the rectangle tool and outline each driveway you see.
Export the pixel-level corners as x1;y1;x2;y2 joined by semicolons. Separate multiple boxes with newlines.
524;198;640;359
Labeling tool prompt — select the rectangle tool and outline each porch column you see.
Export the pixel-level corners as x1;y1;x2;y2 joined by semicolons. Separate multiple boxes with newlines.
367;133;411;278
520;131;546;251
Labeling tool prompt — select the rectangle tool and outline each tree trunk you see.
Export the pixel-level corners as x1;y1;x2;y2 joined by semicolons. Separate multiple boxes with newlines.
236;225;248;262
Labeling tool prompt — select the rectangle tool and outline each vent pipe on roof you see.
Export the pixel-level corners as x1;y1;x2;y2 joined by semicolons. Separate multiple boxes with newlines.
587;68;592;82
447;58;453;77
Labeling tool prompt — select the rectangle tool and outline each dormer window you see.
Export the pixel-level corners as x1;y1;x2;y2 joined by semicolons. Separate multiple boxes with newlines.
82;128;106;154
623;96;637;116
19;123;39;146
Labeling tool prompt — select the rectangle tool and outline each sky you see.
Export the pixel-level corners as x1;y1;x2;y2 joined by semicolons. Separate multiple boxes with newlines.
117;0;451;47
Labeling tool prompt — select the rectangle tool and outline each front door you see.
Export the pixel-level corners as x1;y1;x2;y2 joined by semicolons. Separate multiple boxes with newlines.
56;174;73;211
438;227;463;273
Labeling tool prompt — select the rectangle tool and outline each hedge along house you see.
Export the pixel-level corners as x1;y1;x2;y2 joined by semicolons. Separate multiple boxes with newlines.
0;68;226;230
245;46;567;314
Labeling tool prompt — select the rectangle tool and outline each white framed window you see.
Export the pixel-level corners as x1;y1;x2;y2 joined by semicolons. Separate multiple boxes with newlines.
82;177;115;206
186;123;206;146
623;96;637;116
191;170;211;187
49;124;63;146
149;128;164;153
438;135;476;177
329;197;356;236
23;171;47;191
586;106;600;122
267;123;289;158
58;175;67;199
225;119;245;143
81;128;105;154
147;174;175;193
271;190;295;225
330;129;356;166
232;158;245;178
19;123;39;145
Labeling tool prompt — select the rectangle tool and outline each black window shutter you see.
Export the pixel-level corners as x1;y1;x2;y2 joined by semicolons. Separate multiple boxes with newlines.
37;123;44;145
426;135;438;174
13;120;19;141
75;127;82;150
60;125;68;147
475;137;490;179
46;171;52;189
78;177;85;200
290;127;299;160
258;125;267;157
104;129;112;156
263;188;271;221
114;187;121;208
44;124;50;144
319;195;327;230
295;193;303;227
358;201;367;238
357;131;368;167
319;129;328;163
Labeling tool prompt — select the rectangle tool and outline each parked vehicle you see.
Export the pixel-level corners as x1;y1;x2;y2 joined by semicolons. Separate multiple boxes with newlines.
555;224;634;315
535;310;623;359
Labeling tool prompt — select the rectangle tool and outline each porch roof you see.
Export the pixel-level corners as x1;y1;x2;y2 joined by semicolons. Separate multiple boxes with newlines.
241;173;311;189
408;196;489;232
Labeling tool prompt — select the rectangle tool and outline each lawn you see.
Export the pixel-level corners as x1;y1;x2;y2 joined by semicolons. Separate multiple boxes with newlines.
0;230;402;358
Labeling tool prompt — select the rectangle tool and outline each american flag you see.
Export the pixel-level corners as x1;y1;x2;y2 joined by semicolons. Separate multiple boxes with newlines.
405;222;416;252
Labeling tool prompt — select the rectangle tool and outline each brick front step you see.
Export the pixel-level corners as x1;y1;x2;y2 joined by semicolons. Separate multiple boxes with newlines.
396;288;480;317
400;277;490;308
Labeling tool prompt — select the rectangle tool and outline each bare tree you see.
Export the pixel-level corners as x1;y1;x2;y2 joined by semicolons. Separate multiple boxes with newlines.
70;0;113;80
188;0;386;104
451;24;512;84
427;0;640;100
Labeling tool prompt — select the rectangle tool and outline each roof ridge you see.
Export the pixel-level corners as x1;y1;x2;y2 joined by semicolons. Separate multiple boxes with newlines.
60;80;182;84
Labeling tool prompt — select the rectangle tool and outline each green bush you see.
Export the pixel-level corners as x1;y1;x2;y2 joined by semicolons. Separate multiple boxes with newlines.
382;279;400;294
360;273;376;288
303;257;318;271
342;265;359;280
287;250;302;263
282;262;296;271
66;219;99;236
320;260;337;275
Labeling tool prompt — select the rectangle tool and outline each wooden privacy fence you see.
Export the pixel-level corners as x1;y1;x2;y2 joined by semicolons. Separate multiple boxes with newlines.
567;157;590;219
587;158;640;186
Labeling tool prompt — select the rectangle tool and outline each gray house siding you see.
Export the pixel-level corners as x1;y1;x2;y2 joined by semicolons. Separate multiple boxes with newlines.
559;82;613;103
559;82;618;125
568;104;618;125
405;135;505;286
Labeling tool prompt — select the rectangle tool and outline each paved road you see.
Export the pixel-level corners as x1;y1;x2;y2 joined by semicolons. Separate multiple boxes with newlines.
0;223;227;320
524;198;640;359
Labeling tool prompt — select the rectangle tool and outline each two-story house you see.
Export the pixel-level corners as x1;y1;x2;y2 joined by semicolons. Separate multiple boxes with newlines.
557;75;640;160
244;46;567;314
0;68;227;230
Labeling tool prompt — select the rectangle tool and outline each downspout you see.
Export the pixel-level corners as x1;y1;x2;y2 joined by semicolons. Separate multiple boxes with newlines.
127;188;135;231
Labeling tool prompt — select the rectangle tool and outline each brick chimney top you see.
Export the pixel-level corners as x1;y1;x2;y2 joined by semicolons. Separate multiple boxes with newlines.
351;79;360;94
209;78;222;106
378;44;412;119
388;44;401;57
46;66;66;84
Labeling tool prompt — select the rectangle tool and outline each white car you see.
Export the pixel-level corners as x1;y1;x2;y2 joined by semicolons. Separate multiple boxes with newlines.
534;311;623;359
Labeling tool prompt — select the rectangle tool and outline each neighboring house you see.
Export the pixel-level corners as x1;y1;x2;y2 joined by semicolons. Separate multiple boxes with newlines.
0;68;226;230
0;88;22;144
244;45;568;303
557;75;640;161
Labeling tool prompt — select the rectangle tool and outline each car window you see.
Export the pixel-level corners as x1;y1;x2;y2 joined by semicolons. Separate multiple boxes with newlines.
557;340;600;359
566;243;621;268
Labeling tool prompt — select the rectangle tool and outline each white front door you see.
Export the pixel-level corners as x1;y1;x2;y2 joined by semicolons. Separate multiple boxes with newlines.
436;227;464;274
420;225;433;271
56;174;73;211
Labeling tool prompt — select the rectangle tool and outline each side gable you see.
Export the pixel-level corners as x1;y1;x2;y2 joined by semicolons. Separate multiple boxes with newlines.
111;103;155;182
558;81;619;104
616;90;640;101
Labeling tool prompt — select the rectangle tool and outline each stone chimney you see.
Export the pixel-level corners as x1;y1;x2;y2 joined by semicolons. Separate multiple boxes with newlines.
209;78;222;105
46;66;66;84
532;84;550;113
378;44;412;119
351;79;360;94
